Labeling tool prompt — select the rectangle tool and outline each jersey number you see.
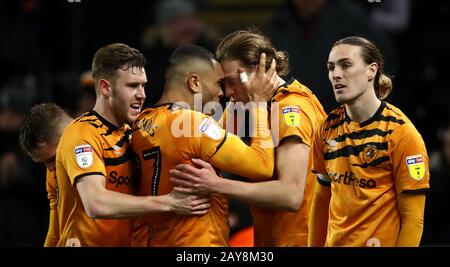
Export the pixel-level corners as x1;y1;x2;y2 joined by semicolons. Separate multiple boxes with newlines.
142;147;161;196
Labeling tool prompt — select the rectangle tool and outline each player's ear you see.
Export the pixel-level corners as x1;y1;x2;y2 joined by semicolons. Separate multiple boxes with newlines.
367;62;378;82
99;79;113;96
187;73;201;94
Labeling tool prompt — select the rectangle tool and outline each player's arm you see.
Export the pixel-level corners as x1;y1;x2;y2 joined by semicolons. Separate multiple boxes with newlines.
308;174;331;247
44;170;59;247
308;122;330;246
396;192;425;246
206;106;275;180
389;123;430;246
172;139;307;211
75;174;210;219
224;139;309;210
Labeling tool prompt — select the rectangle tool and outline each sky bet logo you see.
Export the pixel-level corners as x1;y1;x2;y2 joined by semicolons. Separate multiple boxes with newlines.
75;146;92;154
407;156;423;165
281;107;300;114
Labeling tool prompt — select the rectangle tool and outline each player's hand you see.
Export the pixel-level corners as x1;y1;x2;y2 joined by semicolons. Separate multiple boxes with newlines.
169;158;219;196
168;190;211;216
243;53;278;102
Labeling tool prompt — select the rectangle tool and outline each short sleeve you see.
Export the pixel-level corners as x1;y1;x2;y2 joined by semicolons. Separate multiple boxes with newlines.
172;108;274;181
60;127;106;185
171;110;228;161
274;95;315;147
389;123;430;194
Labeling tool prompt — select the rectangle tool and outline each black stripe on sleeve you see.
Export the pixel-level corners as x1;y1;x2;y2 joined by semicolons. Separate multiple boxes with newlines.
279;135;304;146
73;172;105;185
210;131;228;158
401;188;430;194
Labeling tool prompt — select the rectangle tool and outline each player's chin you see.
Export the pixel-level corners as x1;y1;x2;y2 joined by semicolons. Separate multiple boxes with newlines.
334;94;350;104
126;111;140;124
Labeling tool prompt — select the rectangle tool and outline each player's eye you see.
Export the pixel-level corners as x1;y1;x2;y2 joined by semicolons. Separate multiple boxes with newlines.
342;63;351;69
218;79;225;90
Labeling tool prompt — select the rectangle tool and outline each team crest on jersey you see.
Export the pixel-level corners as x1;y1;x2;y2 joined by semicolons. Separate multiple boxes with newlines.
74;145;93;169
363;144;378;164
282;106;300;127
199;118;222;140
406;154;425;180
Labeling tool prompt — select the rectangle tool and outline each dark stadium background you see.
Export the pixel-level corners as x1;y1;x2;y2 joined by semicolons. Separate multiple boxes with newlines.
1;0;449;246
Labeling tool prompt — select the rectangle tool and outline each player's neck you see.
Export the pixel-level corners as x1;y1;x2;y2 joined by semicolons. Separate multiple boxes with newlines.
93;101;121;127
345;89;381;123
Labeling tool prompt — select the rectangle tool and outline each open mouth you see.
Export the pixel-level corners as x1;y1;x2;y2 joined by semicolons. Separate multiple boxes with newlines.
130;103;142;112
334;84;346;90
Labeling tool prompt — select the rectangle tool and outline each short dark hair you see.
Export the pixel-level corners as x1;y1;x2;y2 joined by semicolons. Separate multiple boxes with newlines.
19;103;71;153
91;43;147;82
165;44;216;77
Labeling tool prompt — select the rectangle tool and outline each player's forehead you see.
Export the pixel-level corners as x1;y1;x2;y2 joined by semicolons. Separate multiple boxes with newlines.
328;44;362;63
220;59;242;78
212;60;224;79
116;67;147;82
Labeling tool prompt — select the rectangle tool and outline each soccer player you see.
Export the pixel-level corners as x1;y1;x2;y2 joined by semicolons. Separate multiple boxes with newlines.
56;43;210;247
19;103;72;246
169;30;327;246
131;44;277;246
308;36;429;247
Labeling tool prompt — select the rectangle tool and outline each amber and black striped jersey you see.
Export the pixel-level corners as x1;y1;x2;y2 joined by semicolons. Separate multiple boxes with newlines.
312;101;430;247
251;78;327;247
56;110;136;247
131;103;274;247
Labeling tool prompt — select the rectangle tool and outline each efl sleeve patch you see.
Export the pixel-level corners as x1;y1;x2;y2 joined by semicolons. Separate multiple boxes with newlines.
199;118;222;140
282;106;300;127
74;144;94;168
406;154;425;180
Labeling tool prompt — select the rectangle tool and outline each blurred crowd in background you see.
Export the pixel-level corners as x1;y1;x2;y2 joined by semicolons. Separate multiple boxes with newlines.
1;0;449;246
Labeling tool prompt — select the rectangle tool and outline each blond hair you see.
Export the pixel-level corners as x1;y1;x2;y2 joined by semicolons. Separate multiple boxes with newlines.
216;29;289;76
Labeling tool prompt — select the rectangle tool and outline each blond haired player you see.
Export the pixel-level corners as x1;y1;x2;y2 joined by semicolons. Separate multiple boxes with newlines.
170;30;327;246
308;36;429;247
